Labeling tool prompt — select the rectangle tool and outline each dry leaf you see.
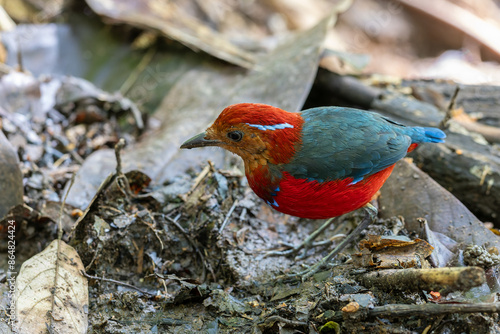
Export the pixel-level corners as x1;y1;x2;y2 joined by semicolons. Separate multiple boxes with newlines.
86;0;255;68
15;240;88;334
353;235;433;269
341;301;359;313
379;159;500;250
420;218;457;268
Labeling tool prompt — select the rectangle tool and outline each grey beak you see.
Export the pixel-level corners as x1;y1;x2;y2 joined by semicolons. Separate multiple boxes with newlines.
180;132;220;149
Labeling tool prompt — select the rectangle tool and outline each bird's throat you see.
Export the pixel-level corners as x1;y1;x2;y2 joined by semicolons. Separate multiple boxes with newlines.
245;164;281;203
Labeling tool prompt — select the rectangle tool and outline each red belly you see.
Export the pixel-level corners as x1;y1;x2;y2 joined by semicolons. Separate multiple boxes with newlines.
270;165;396;219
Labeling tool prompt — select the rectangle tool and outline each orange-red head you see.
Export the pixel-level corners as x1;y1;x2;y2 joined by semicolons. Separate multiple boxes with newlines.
180;103;304;173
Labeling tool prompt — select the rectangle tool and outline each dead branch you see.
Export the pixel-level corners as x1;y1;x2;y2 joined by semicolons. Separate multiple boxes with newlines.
81;271;156;297
356;267;485;292
325;302;500;322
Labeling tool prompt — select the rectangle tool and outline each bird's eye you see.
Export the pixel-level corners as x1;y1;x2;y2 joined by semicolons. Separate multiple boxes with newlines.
227;130;243;142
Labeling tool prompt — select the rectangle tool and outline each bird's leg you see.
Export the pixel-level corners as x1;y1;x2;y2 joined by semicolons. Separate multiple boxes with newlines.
264;217;338;258
294;203;377;281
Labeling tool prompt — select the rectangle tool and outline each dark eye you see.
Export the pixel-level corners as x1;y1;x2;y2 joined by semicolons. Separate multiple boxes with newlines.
227;130;243;142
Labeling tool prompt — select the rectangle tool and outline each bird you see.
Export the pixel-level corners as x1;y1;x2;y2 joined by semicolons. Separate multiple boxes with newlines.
180;103;446;280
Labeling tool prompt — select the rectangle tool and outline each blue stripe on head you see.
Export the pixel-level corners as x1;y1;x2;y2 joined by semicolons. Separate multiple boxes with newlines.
246;123;294;131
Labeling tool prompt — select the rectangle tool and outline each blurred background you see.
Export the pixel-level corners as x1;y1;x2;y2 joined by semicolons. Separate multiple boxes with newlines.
2;0;500;89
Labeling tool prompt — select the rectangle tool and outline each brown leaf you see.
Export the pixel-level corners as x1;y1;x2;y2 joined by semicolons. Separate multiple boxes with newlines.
354;235;433;269
15;240;88;334
379;159;500;249
86;0;255;69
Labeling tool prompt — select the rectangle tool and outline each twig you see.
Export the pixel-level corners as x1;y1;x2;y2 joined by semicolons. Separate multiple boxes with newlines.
114;138;135;201
114;138;126;175
218;199;238;235
262;315;308;328
326;302;500;322
356;266;485;292
189;163;211;194
85;243;102;272
143;211;164;250
116;318;188;326
439;85;460;129
80;270;156;297
57;173;75;239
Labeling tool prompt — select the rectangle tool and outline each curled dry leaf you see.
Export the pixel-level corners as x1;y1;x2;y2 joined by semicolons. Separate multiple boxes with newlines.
14;240;88;334
353;235;433;269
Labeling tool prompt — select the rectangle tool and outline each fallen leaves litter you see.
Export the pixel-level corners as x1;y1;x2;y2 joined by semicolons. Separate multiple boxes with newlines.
15;240;88;334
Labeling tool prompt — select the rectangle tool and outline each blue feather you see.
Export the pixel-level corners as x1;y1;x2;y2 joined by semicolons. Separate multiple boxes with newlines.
246;122;294;131
423;127;446;143
284;107;446;184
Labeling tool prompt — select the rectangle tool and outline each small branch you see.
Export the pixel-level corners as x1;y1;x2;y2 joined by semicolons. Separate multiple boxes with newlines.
114;138;126;176
143;211;164;250
114;138;134;201
218;199;238;235
81;270;156;297
189;163;211;194
439;85;460;129
325;302;500;322
356;267;485;292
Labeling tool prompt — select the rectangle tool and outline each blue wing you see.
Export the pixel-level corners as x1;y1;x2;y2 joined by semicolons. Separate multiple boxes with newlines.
284;107;415;183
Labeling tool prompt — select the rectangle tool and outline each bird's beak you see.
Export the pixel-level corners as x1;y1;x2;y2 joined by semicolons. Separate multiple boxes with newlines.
180;132;221;149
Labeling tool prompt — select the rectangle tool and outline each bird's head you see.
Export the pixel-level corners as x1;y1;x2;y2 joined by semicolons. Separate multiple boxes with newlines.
181;103;304;173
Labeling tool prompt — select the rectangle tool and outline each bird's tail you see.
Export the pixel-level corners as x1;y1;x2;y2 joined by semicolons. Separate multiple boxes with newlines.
411;127;446;143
